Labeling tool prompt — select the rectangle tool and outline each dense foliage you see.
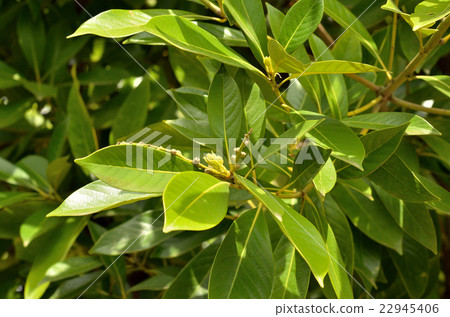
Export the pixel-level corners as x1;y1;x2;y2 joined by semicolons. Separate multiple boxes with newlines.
1;0;450;299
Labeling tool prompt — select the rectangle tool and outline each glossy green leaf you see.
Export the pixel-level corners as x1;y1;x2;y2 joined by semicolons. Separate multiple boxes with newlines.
416;175;450;214
223;0;268;64
266;3;285;39
90;210;177;255
24;217;87;298
164;242;220;298
422;135;450;166
242;83;266;142
339;123;409;179
129;274;174;292
389;236;430;298
326;225;353;299
288;146;331;190
236;175;329;287
368;154;437;203
49;272;101;299
20;209;62;247
375;186;437;254
16;155;51;193
416;75;450;97
353;230;381;288
292;112;366;169
331;183;403;254
271;235;310;299
207;65;242;154
209;208;273;298
68;9;204;38
143;16;262;75
47;180;158;217
279;0;323;54
410;0;450;31
67;79;98;159
112;76;150;140
43;256;103;283
0;156;35;190
75;144;195;194
163;171;229;232
342;112;440;135
313;158;337;196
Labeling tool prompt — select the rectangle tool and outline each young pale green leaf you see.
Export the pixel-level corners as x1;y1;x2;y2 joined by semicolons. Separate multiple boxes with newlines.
207;66;242;155
313;158;337;196
20;209;62;247
342;112;440;135
271;235;310;299
163;172;229;232
68;9;204;38
47;180;158;217
112;76;150;140
209;208;273;298
266;3;285;40
67;79;98;159
164;242;219;299
236;175;329;287
339;123;409;179
242;83;266;142
375;186;437;254
326;225;353;299
90;210;178;255
279;0;323;54
43;256;103;283
222;0;268;64
25;217;87;298
288;146;331;190
389;236;430;298
143;16;263;76
416;75;450;97
291;112;366;169
368;154;437;203
75;144;194;194
331;183;403;254
323;0;385;69
410;0;450;31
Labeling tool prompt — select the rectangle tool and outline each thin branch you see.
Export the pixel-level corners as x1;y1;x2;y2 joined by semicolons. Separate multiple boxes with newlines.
200;0;225;18
390;97;450;116
348;96;383;116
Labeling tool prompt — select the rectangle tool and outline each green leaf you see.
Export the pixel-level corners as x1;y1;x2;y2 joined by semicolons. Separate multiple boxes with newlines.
331;183;403;254
342;112;440;135
270;235;310;299
20;209;62;247
75;144;194;194
422;135;450;166
375;186;437;254
207;65;243;155
242;83;266;142
17;9;45;72
410;0;450;31
17;155;51;193
339;123;409;179
143;16;263;75
0;191;38;208
47;180;158;217
416;75;450;97
323;0;385;70
416;175;450;214
236;175;329;287
166;119;213;140
368;154;437;203
0;60;23;89
24;217;87;298
67;79;98;159
326;225;353;299
0;156;35;190
49;272;101;299
68;9;204;38
164;242;220;298
389;236;430;298
292;112;366;169
288;146;331;190
279;0;324;54
266;3;285;40
353;230;380;288
163;171;229;232
112;77;150;140
43;256;103;283
0;100;30;129
90;210;177;255
209;208;273;298
223;0;268;64
129;274;174;292
313;158;337;196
